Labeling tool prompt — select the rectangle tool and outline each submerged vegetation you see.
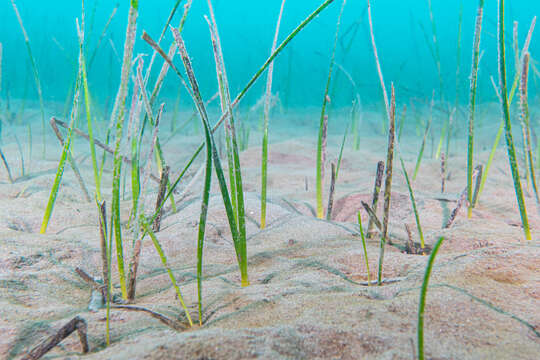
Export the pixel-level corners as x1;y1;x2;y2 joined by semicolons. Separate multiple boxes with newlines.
2;0;540;357
497;0;531;240
417;236;445;360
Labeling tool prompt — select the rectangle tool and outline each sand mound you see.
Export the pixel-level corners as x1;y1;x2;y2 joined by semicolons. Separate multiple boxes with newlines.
1;131;539;359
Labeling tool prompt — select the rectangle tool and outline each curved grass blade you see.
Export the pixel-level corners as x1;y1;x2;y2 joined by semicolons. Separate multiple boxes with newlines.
126;104;164;301
205;2;249;286
128;59;143;223
467;0;485;219
141;221;193;327
497;0;531;240
87;4;119;70
208;0;249;278
79;13;102;202
142;0;184;85
366;161;384;238
397;105;406;143
520;53;540;207
0;148;13;184
335;123;348;180
400;158;424;248
10;0;46;157
110;0;139;299
204;7;237;226
351;98;361;150
413;100;433;181
377;84;396;285
477;16;536;204
417;236;445;360
96;199;111;345
326;162;337;220
367;0;390;118
317;0;347;219
261;0;286;229
49;118;91;202
194;118;213;325
326;125;348;220
40;20;84;234
368;0;396;285
357;211;371;285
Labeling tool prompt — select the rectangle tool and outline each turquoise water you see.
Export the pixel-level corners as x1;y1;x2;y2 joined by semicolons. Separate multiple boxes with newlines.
0;0;539;115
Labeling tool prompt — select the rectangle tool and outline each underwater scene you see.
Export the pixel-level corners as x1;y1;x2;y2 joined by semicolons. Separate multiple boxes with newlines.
0;0;539;358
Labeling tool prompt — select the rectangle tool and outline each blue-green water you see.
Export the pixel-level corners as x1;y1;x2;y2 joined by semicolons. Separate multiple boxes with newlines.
0;0;539;116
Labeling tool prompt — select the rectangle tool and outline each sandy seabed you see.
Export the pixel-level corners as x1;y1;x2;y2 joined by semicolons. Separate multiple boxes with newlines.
1;106;539;359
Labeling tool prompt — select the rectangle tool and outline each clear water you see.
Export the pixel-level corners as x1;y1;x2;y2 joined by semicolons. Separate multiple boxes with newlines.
1;0;539;117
